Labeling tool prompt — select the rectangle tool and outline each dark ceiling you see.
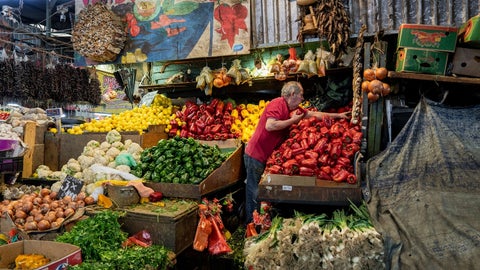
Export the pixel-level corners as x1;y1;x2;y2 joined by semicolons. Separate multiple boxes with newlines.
2;0;75;31
1;0;76;59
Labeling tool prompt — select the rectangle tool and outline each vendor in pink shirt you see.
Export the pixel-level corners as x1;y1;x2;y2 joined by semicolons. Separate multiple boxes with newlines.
244;81;350;224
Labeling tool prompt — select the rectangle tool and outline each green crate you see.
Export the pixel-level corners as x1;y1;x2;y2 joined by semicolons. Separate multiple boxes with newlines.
395;48;449;75
397;24;458;52
458;15;480;48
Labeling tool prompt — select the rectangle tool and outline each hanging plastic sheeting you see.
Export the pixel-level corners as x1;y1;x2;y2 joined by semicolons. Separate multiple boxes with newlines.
364;98;480;270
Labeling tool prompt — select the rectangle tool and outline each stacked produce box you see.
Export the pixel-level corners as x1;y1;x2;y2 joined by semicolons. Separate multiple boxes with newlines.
452;15;480;78
395;24;458;75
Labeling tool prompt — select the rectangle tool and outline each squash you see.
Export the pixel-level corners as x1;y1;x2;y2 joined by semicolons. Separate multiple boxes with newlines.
97;194;113;209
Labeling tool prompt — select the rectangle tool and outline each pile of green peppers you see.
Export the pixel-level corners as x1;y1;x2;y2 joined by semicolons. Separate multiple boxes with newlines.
132;136;230;184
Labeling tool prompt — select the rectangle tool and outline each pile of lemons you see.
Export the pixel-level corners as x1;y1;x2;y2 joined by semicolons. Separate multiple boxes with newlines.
67;105;173;134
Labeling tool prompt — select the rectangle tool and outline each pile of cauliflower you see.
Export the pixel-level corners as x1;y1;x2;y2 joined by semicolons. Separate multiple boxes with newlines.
34;130;143;195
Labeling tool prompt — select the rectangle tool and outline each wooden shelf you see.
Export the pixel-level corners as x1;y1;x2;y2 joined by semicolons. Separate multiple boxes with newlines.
388;71;480;85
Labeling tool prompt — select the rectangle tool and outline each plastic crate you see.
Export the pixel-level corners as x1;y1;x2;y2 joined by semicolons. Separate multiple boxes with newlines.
0;156;23;173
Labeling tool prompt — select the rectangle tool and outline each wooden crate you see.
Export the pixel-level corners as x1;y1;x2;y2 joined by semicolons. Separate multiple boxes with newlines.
22;121;47;178
145;139;244;199
119;200;198;254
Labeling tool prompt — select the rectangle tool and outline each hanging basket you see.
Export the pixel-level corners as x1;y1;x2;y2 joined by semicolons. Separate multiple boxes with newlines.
72;3;127;63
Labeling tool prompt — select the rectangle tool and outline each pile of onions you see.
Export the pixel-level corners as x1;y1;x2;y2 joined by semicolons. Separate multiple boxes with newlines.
0;188;95;231
361;67;391;103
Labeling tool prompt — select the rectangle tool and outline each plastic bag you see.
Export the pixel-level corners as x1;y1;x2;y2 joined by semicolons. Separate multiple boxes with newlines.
207;215;232;255
115;153;137;167
123;229;152;247
193;213;212;252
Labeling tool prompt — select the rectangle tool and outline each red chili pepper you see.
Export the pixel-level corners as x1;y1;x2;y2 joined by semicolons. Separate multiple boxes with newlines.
329;143;342;160
304;150;319;160
313;137;329;153
301;158;317;169
346;173;357;184
299;166;315;176
268;164;283;174
332;169;349;182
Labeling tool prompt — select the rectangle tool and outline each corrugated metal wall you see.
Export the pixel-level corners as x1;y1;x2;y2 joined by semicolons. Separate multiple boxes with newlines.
252;0;480;48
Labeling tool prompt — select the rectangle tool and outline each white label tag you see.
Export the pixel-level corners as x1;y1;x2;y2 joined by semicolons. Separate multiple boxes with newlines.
282;185;292;191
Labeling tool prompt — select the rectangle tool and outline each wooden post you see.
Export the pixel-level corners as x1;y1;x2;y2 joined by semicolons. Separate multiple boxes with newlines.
22;121;37;178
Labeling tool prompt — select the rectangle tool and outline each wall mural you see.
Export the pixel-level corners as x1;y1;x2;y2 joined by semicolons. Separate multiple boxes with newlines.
75;0;251;66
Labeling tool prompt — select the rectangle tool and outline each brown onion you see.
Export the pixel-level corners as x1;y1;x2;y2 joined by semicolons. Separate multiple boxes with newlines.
64;208;75;217
40;188;51;197
34;213;44;222
22;202;34;213
49;191;58;200
84;196;95;205
55;209;64;218
24;221;38;231
37;220;51;231
15;210;27;219
33;197;43;205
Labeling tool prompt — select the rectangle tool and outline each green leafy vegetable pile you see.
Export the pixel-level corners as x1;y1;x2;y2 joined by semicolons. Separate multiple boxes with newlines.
133;136;230;184
56;210;173;269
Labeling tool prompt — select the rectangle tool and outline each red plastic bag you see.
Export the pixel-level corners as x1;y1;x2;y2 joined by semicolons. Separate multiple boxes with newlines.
193;213;212;252
123;229;152;247
207;215;232;255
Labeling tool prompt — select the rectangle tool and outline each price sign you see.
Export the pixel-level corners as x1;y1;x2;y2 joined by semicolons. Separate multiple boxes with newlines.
57;175;84;200
46;108;63;117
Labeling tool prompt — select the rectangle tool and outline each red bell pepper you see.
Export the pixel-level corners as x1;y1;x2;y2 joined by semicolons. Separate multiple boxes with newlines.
210;124;222;134
282;159;299;175
290;128;300;139
292;147;305;156
330;123;345;138
301;158;317;169
268;164;282;174
304;150;319;160
317;154;330;166
342;143;360;158
300;139;309;150
294;154;305;163
346;173;357;184
332;169;349;182
299;166;315;176
282;148;293;161
180;129;188;138
307;132;318;147
317;171;332;180
225;101;233;112
216;100;225;116
336;156;351;167
313;137;329;153
196;119;206;130
322;116;333;128
351;130;363;144
329;143;342;160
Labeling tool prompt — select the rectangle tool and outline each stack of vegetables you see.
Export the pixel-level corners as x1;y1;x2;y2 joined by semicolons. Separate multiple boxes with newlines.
265;110;361;184
167;98;267;142
132;136;229;184
243;202;384;269
67;104;174;134
168;99;237;140
56;210;173;270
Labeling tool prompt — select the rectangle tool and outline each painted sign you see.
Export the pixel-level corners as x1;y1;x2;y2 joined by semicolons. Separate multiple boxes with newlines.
75;0;251;66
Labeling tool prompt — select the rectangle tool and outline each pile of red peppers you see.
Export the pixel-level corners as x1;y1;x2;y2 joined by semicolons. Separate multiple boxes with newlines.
169;98;239;140
265;112;362;184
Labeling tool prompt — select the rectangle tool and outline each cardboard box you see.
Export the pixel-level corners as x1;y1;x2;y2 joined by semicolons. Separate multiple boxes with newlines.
0;240;82;270
145;139;244;199
397;24;458;52
395;48;449;75
451;47;480;77
119;200;198;254
458;15;480;48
